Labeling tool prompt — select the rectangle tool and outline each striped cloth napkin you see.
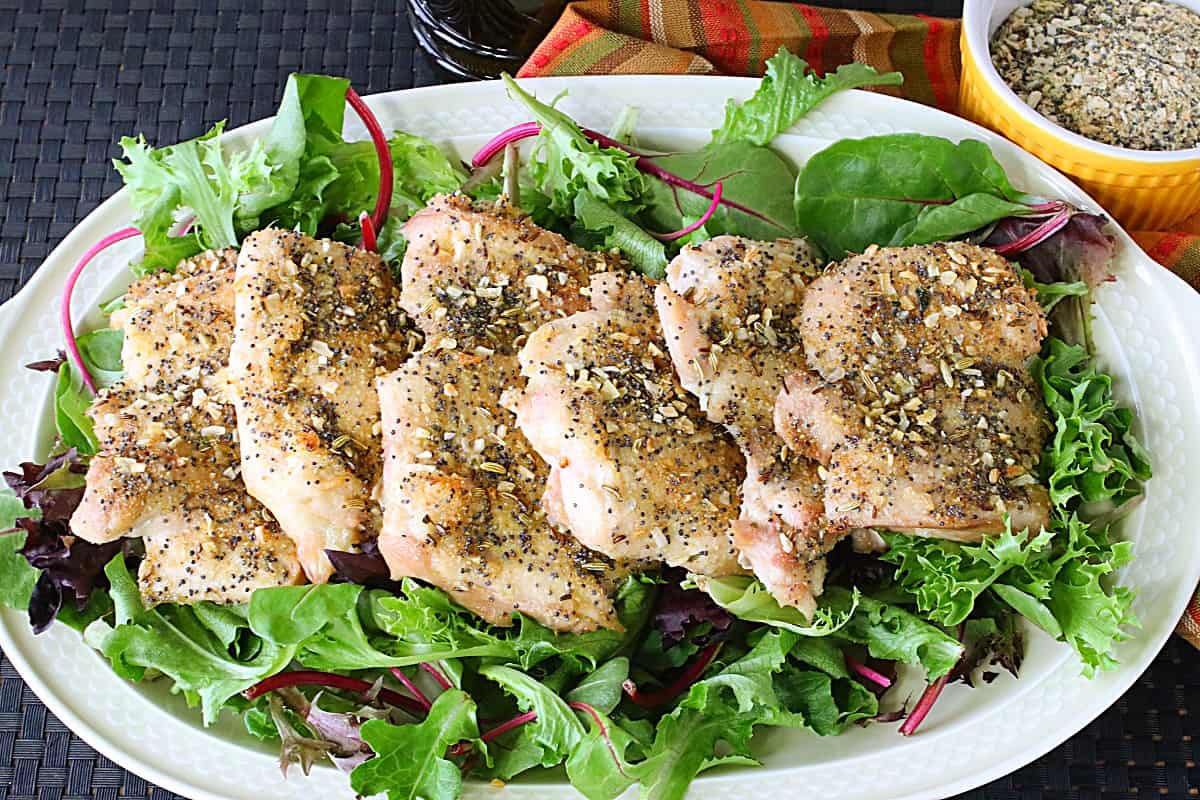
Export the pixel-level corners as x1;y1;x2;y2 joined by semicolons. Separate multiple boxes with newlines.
519;0;1200;646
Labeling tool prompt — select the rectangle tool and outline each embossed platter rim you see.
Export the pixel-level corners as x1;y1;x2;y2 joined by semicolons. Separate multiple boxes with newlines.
0;76;1198;800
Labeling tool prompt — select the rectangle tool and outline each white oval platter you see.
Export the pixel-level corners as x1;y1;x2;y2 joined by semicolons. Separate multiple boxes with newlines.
0;76;1197;800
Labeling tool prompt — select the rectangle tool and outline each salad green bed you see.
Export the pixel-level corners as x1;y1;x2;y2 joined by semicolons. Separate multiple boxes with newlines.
0;50;1149;800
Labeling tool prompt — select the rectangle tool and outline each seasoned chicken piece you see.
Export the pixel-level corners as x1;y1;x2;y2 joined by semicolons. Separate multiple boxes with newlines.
229;230;409;583
377;350;622;632
400;194;601;353
377;197;627;632
72;249;302;605
506;272;745;576
655;236;840;616
777;241;1051;539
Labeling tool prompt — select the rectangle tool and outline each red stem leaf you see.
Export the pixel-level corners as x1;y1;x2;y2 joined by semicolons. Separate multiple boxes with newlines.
358;211;379;253
420;662;454;691
481;710;538;743
471;122;542;168
651;182;723;241
898;623;966;736
845;655;893;690
898;674;949;736
61;226;143;395
345;87;393;236
993;208;1073;256
243;670;427;717
623;642;721;708
388;667;433;712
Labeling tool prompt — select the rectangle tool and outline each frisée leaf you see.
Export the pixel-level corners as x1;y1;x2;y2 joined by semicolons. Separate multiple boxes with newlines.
712;48;902;147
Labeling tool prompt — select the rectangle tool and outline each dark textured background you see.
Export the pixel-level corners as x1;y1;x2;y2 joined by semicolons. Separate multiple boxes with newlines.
0;1;1197;798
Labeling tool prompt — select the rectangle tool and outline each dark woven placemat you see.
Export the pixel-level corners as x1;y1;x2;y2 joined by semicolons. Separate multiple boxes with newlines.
0;1;1196;798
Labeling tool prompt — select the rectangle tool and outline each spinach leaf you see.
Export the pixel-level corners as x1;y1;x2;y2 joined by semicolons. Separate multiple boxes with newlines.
794;133;1033;258
642;141;801;241
564;705;640;800
565;657;629;715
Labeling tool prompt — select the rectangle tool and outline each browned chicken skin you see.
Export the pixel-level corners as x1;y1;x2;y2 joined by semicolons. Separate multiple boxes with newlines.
507;271;746;577
377;196;626;632
71;250;303;605
777;241;1051;539
229;230;410;583
655;236;841;616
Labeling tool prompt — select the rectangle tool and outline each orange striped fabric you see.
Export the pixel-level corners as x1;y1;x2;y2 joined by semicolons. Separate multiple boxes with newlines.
522;0;1200;648
520;1;960;109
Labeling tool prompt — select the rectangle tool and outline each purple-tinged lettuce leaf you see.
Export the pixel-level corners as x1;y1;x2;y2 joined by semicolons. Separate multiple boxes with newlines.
652;580;733;643
325;539;398;589
2;450;123;633
25;352;67;373
985;211;1115;287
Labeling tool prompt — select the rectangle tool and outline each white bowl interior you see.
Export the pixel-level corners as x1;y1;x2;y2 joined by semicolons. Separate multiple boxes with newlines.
0;76;1198;800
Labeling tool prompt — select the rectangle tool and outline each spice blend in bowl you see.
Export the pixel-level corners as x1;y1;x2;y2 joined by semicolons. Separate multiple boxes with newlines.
990;0;1200;151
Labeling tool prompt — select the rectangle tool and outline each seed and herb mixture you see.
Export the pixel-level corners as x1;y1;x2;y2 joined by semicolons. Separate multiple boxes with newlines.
991;0;1200;150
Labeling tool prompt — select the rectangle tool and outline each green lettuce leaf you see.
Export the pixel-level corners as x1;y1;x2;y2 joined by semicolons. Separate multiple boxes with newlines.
0;492;38;609
630;628;874;800
115;124;272;272
686;574;854;635
240;73;350;226
76;329;124;388
828;588;963;678
54;362;97;454
573;191;668;278
87;556;294;724
712;48;903;146
325;131;468;260
293;575;653;674
480;664;586;775
248;582;362;645
351;689;482;800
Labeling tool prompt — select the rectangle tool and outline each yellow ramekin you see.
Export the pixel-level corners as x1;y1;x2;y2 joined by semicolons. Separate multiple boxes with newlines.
959;0;1200;231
